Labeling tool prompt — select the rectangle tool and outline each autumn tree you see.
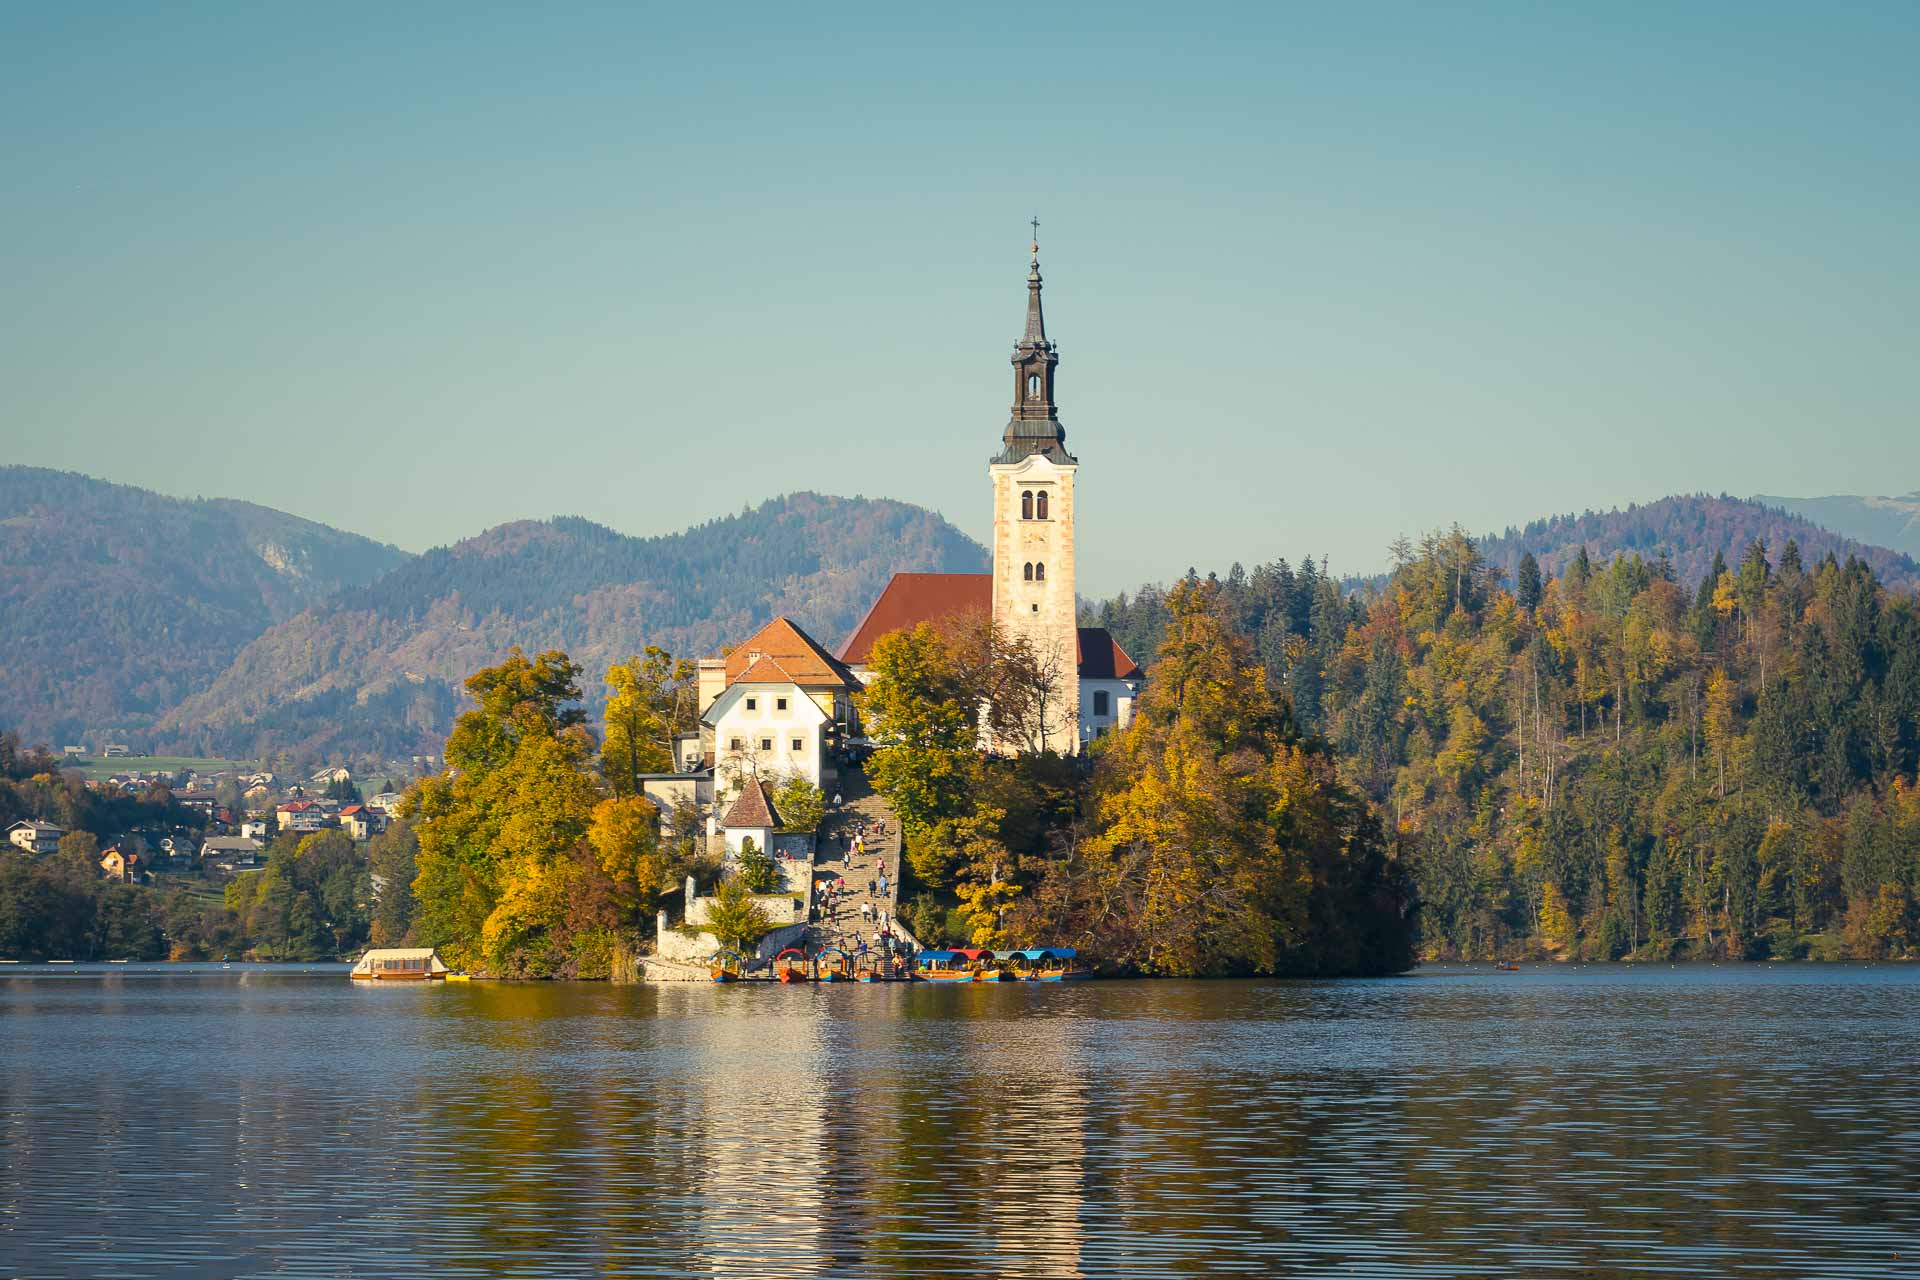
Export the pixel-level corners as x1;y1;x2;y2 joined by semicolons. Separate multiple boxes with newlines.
601;647;695;796
406;648;613;976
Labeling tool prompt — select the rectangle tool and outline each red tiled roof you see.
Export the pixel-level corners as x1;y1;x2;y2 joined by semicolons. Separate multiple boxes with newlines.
731;654;798;685
720;777;781;830
723;618;859;690
839;575;1144;681
1076;628;1142;680
838;573;992;665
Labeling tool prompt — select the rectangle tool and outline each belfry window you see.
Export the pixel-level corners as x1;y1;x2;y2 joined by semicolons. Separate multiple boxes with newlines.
1021;490;1033;520
1028;373;1042;400
1034;562;1045;581
1035;491;1049;520
1023;562;1033;581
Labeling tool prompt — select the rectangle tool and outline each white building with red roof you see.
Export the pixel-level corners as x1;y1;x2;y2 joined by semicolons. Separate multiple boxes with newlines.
698;616;860;795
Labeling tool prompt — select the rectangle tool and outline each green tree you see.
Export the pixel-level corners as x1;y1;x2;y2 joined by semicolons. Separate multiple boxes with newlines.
735;837;780;893
1516;552;1543;614
770;773;826;834
367;819;418;946
858;624;976;833
699;874;775;954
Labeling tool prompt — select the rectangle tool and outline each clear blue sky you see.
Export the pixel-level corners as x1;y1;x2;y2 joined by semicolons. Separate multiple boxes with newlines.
4;2;1916;595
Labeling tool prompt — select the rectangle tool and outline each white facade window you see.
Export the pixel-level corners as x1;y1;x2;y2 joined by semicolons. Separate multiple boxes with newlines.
760;737;773;751
791;737;803;751
730;737;744;751
776;696;788;710
745;697;757;711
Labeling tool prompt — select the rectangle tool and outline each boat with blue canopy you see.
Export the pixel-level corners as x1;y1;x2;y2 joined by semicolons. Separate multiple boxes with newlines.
914;950;974;982
1007;947;1090;981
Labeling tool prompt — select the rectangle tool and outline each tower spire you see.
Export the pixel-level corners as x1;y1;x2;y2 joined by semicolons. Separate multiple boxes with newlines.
1023;218;1047;344
997;222;1074;464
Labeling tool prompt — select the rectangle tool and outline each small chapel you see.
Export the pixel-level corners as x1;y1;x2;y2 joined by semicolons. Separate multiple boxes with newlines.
696;237;1141;793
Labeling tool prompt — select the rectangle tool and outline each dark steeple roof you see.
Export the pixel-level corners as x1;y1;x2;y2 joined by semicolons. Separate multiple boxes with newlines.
996;233;1076;466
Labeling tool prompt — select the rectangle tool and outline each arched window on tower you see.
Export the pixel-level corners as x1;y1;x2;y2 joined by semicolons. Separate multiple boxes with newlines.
1028;373;1042;400
1035;491;1049;520
1021;490;1033;520
1023;562;1034;581
1034;562;1045;581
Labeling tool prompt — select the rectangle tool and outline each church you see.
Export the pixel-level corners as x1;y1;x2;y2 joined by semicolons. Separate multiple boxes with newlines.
697;238;1140;790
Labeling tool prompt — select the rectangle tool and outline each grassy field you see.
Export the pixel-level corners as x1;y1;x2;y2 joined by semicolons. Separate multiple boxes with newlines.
63;755;258;780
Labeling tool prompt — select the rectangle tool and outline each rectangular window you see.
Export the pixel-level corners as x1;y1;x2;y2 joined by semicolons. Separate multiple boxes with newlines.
791;738;804;751
1094;690;1110;716
776;696;788;711
745;697;757;711
760;738;773;752
730;737;744;751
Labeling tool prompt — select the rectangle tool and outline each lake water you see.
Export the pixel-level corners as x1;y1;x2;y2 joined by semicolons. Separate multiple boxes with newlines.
3;964;1917;1278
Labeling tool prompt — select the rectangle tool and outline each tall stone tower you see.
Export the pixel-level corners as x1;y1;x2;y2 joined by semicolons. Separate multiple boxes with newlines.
989;234;1080;753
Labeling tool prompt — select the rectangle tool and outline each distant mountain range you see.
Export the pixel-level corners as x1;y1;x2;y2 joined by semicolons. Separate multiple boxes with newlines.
158;493;985;759
5;468;1918;763
1753;492;1920;562
1475;495;1920;595
0;467;409;748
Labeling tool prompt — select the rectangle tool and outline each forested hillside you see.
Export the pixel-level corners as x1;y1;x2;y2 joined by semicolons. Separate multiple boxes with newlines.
0;468;410;746
160;494;986;759
1474;495;1920;594
1097;533;1920;960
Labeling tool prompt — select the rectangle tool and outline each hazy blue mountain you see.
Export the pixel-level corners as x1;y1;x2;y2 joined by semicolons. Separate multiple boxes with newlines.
159;493;987;759
1753;492;1920;561
0;467;411;747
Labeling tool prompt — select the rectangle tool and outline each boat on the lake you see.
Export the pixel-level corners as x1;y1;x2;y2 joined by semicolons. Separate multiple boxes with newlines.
814;947;851;982
349;948;449;981
1496;960;1521;972
1008;947;1091;981
855;951;885;982
773;947;810;983
710;949;744;983
957;947;1012;981
914;950;975;982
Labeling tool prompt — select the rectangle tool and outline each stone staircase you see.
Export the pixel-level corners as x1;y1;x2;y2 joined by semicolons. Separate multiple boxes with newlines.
804;767;911;955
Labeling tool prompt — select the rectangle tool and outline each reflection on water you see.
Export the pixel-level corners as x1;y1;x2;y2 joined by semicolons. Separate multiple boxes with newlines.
3;965;1918;1278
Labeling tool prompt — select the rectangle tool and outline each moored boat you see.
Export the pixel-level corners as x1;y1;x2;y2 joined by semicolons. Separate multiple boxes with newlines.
1008;947;1091;980
710;949;744;983
914;950;974;982
954;947;1010;981
814;947;851;982
774;947;811;984
855;952;885;982
349;948;449;981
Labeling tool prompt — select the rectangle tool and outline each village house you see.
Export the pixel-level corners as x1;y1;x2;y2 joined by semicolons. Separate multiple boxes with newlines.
366;791;405;815
698;617;860;799
276;800;329;833
200;836;263;872
338;804;384;841
7;820;66;854
239;818;269;841
98;847;144;883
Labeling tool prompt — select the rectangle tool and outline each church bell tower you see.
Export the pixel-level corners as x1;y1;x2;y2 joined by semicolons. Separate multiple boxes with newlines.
988;228;1080;753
